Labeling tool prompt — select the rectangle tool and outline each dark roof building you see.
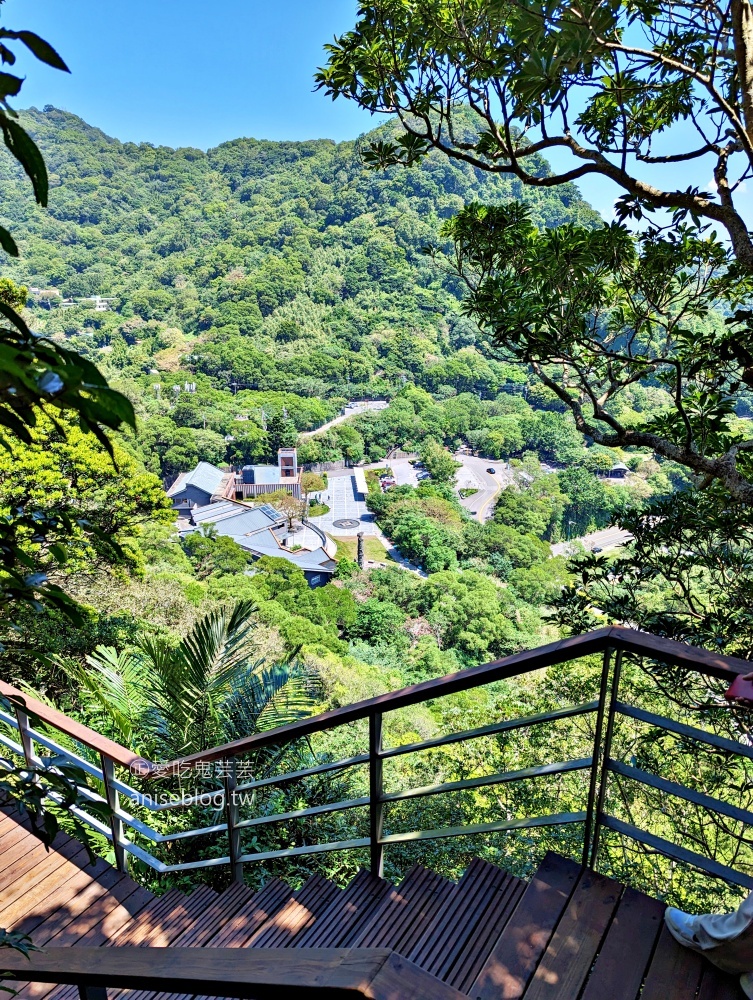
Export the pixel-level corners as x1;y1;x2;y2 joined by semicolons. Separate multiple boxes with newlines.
182;497;336;587
167;462;229;511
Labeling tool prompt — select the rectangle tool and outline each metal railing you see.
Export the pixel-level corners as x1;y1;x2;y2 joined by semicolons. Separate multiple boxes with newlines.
1;626;751;893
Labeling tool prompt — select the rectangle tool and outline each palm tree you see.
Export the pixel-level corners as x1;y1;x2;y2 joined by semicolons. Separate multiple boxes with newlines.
63;600;316;762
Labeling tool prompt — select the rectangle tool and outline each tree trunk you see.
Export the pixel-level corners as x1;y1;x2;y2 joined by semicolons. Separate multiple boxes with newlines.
732;0;753;152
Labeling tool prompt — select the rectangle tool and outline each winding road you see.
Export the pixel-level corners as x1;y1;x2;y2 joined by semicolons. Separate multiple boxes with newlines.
551;526;633;557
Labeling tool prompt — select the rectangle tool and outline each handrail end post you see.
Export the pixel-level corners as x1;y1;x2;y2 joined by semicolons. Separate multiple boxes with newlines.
224;764;244;884
79;987;107;1000
589;648;623;872
101;754;128;874
369;711;384;879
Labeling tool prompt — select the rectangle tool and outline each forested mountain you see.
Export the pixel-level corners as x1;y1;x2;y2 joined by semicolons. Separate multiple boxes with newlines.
0;106;598;402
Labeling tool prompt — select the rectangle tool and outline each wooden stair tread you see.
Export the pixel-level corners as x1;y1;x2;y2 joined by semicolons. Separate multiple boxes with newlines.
352;865;450;949
470;850;581;1000
409;858;507;969
579;886;665;1000
11;878;153;1000
388;872;455;955
206;878;294;947
134;885;257;1000
124;886;254;1000
640;924;706;1000
136;886;218;945
0;829;85;901
696;964;743;1000
444;866;526;994
107;889;189;946
522;867;622;1000
292;868;393;948
246;874;341;948
0;843;107;927
0;804;725;1000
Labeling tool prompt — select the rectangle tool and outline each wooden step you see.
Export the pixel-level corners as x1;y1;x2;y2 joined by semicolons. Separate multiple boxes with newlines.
10;876;153;1000
292;868;394;948
344;863;428;947
418;858;526;992
409;858;506;970
205;878;294;947
353;864;454;950
125;884;255;1000
639;923;706;1000
697;963;744;1000
0;800;725;1000
246;874;341;948
136;884;257;1000
0;842;111;927
470;851;581;1000
0;828;89;903
578;885;665;1000
109;889;189;945
521;867;622;1000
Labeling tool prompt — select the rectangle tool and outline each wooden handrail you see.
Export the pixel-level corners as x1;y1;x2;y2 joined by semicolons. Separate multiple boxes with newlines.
0;683;147;773
1;627;749;779
0;946;467;999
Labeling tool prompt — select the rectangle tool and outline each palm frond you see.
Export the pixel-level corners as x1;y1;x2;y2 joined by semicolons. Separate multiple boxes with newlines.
137;601;260;756
181;599;260;693
58;646;146;750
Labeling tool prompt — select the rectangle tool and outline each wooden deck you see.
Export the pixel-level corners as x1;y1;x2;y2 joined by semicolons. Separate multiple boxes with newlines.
0;806;743;999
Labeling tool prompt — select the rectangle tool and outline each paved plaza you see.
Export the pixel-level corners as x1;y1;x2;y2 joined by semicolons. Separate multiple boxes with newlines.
310;474;380;536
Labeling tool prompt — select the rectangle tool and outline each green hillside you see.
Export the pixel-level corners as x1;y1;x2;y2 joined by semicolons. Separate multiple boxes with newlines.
0;106;599;403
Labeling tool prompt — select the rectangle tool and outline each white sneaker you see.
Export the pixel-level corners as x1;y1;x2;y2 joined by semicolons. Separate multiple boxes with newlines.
664;907;702;950
741;972;753;999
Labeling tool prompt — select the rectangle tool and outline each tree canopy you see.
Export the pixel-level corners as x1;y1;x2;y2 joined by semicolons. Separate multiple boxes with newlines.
317;0;753;269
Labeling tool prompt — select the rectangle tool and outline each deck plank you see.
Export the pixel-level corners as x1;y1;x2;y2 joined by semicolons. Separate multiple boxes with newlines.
0;844;97;925
206;879;294;947
292;869;393;949
470;851;581;1000
579;886;665;1000
521;868;621;1000
348;864;432;948
450;877;526;995
696;963;744;1000
0;803;727;1000
640;924;705;1000
246;874;341;948
409;858;504;971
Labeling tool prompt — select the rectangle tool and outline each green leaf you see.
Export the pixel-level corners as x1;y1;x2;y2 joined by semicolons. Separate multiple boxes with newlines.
0;299;30;336
0;72;22;101
0;224;18;257
0;116;48;205
0;31;70;72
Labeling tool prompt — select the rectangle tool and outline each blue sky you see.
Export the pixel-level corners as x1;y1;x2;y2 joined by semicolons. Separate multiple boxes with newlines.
3;1;372;147
3;1;751;224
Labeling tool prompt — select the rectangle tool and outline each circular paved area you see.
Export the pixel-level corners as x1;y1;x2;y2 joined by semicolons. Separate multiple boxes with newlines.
332;518;361;529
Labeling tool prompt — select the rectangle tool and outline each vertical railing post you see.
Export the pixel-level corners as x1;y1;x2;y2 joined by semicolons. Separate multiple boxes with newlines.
581;648;613;868
224;761;244;884
369;711;384;878
14;706;42;770
78;987;107;1000
589;648;623;871
101;754;127;873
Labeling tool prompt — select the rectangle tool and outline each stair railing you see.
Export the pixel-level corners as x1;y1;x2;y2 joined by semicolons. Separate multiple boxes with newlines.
0;945;465;1000
1;626;751;892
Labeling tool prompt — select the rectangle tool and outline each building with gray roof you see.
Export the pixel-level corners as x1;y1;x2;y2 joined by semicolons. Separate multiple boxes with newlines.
181;497;336;587
167;462;229;512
